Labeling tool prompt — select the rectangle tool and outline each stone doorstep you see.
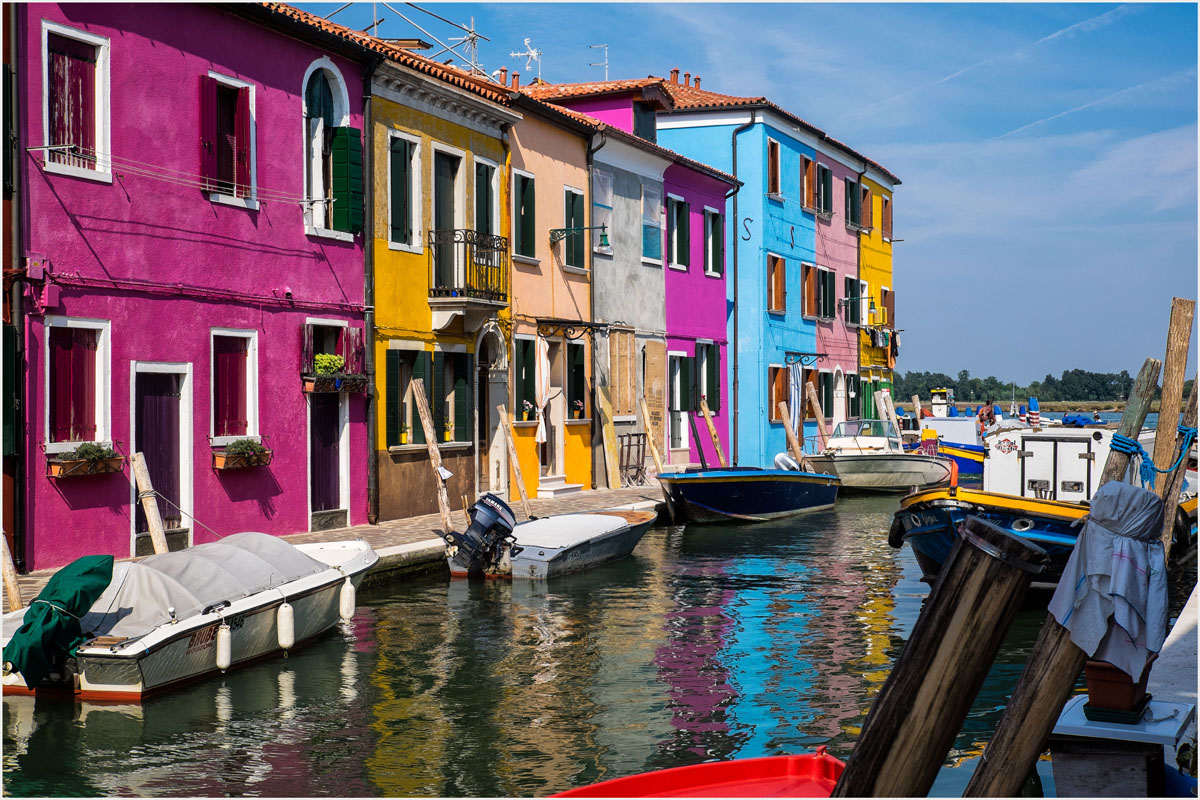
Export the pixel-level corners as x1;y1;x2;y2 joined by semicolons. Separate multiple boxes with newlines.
536;473;584;498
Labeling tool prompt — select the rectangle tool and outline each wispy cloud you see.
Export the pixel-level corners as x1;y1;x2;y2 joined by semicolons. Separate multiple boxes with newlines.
996;67;1197;138
843;4;1144;121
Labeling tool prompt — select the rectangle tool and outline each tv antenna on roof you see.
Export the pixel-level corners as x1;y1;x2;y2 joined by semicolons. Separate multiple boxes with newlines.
329;2;494;79
589;44;608;81
510;38;542;80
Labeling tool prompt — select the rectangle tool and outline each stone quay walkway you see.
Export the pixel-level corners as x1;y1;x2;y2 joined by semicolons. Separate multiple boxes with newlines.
3;485;667;613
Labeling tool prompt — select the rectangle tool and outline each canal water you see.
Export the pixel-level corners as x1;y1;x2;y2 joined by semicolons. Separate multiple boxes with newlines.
3;494;1194;797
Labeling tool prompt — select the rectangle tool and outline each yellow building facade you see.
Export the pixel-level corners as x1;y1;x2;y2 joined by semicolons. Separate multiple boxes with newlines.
369;56;521;521
857;175;896;419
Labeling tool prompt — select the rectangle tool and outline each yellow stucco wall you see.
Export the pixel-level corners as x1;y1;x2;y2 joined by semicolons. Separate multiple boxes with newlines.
859;176;894;386
370;95;510;450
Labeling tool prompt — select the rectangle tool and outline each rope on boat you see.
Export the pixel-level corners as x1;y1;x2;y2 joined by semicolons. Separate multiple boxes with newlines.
1110;426;1197;489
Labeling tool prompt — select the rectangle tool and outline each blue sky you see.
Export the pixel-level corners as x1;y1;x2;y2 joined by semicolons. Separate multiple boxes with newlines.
300;2;1197;385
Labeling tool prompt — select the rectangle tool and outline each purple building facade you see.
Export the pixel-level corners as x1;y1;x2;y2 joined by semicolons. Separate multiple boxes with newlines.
14;3;372;570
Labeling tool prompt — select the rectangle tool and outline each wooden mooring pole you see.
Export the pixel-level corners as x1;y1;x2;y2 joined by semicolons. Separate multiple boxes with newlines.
777;401;814;472
698;399;728;468
1151;298;1194;476
963;355;1161;797
495;404;533;520
1162;379;1197;559
805;382;829;451
831;516;1049;798
2;535;23;611
130;452;169;555
638;396;666;477
411;379;455;536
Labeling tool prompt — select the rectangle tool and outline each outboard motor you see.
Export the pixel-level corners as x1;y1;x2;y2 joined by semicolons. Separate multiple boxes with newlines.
443;493;521;578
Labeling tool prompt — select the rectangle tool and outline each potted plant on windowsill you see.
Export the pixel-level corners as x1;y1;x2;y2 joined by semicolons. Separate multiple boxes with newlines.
212;438;273;470
443;421;454;442
46;442;126;478
303;353;369;394
398;423;409;445
522;399;534;422
572;399;584;420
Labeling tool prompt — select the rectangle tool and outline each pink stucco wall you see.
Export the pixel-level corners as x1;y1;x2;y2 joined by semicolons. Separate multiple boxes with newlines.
19;4;368;569
559;94;634;132
813;154;860;418
663;164;732;466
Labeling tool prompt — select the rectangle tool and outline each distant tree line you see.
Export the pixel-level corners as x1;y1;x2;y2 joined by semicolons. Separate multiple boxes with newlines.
891;369;1188;404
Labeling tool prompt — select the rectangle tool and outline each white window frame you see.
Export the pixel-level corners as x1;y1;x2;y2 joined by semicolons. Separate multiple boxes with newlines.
592;167;614;256
858;279;870;328
766;137;782;199
668;350;690;452
40;20;111;184
387;129;423;253
880;285;891;326
703;206;723;277
816;163;833;216
817;265;836;321
640;183;663;267
206;70;259;210
819;369;834;420
696;338;714;410
304;317;350;527
562;184;587;271
474;155;501;238
666;193;689;272
43;315;112;454
128;361;194;552
301;58;350;235
511;166;539;265
209;327;260;447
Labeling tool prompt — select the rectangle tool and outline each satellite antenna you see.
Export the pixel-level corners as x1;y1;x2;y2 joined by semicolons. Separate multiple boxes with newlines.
509;38;543;80
448;17;486;77
589;44;608;81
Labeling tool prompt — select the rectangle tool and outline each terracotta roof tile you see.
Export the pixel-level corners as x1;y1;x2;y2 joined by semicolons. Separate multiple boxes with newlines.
255;3;512;105
522;78;664;101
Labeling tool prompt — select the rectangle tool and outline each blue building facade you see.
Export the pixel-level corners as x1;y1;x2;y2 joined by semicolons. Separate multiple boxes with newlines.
658;103;820;465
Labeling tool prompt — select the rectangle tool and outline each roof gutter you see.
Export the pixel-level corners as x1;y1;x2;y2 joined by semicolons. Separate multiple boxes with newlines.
730;110;756;466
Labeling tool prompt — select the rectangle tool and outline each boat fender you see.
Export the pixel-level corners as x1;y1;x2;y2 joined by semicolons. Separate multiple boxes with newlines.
215;623;232;671
277;602;295;651
339;578;356;621
888;516;905;549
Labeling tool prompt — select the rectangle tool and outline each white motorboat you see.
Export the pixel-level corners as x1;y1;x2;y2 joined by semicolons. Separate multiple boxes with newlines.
807;419;953;492
444;494;657;579
2;531;378;702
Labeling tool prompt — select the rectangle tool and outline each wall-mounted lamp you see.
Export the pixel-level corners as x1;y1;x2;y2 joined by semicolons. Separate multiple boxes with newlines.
838;295;876;313
549;224;609;248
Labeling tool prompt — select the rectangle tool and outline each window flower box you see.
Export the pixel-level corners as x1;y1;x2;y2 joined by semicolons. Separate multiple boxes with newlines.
301;373;368;394
212;447;273;470
46;445;125;479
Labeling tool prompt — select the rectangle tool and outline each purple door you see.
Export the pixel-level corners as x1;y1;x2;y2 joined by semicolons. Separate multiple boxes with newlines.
310;394;340;512
135;372;182;533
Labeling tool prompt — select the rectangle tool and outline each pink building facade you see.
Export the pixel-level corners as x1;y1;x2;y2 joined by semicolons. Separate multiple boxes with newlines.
813;151;862;428
14;3;372;569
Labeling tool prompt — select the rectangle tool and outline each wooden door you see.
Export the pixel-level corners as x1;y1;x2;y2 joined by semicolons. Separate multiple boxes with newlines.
310;393;340;512
135;373;183;534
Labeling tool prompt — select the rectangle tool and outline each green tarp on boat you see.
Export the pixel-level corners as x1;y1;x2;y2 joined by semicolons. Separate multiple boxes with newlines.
3;555;114;688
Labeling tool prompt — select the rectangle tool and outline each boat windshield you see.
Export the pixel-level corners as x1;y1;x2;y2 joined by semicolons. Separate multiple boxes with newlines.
831;419;897;438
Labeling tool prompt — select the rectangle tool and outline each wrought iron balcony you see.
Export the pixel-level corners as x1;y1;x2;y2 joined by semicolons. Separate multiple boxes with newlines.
427;229;509;303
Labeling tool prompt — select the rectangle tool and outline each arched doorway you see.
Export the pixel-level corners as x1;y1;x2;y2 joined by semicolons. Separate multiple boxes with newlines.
474;323;507;497
833;368;847;428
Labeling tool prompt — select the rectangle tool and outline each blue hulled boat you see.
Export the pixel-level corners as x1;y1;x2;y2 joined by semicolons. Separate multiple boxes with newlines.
657;467;840;524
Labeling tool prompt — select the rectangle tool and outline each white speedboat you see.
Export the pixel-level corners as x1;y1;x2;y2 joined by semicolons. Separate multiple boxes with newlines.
2;531;377;702
807;419;953;492
444;494;657;579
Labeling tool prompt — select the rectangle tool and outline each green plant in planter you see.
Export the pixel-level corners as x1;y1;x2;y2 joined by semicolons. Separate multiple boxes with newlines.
62;442;118;461
224;438;267;456
314;353;345;375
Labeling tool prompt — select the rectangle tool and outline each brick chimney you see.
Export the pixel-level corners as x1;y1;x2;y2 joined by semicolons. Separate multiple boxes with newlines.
499;67;508;86
511;72;520;90
670;68;680;84
683;72;690;86
694;76;701;88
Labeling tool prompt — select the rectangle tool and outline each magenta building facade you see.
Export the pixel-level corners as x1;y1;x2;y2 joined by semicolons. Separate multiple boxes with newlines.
14;3;372;569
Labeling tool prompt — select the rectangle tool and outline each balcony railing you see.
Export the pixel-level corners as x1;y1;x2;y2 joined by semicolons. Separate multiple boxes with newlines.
428;229;509;303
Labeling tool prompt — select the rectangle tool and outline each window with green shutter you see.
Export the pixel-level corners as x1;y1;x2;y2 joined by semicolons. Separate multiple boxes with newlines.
389;136;413;245
821;372;834;418
821;269;837;319
564;188;585;268
704;209;723;275
848;374;861;418
845;177;861;227
706;342;720;413
844;276;859;325
668;197;689;268
818;165;833;214
515;173;536;258
567;342;586;418
451;353;472;442
475;162;495;236
515;338;536;419
330;126;363;233
410;352;428;444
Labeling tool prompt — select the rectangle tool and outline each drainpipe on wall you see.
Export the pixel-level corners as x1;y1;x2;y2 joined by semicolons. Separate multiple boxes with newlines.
362;55;382;525
586;129;606;489
729;111;755;466
855;164;866;416
8;2;25;570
